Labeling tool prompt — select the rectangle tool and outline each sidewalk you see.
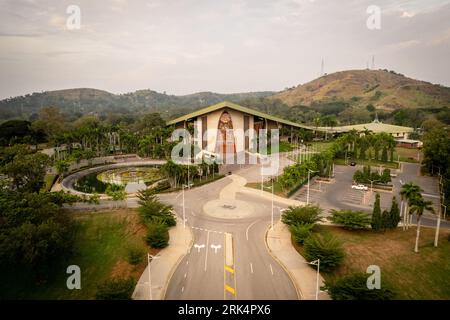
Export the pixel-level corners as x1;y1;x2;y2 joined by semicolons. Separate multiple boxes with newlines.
266;221;330;300
132;222;193;300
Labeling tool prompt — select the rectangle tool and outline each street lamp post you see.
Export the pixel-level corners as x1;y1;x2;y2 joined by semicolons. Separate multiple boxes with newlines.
271;177;274;230
182;184;187;229
147;253;160;300
308;259;320;300
368;179;380;193
307;169;318;205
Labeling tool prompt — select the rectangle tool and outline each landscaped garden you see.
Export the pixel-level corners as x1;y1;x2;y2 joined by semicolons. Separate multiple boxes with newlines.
282;182;449;300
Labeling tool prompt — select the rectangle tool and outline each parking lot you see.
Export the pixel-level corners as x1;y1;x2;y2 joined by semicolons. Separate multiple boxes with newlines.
293;162;443;221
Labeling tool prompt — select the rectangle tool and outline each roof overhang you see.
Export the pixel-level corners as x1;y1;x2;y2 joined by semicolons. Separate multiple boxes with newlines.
166;101;313;130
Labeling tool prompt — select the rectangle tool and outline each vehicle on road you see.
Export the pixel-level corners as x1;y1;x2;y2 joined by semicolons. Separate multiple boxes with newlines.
350;161;356;166
351;184;368;191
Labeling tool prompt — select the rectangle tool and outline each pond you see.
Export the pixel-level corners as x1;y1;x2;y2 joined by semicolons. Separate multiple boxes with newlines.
74;166;163;194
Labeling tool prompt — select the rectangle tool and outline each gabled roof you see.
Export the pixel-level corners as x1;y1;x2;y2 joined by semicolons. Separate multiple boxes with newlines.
319;121;414;134
166;101;312;130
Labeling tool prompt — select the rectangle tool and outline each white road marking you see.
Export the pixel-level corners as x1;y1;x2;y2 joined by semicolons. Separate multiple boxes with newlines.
194;244;205;252
210;244;221;254
204;231;210;271
250;263;253;274
246;220;259;241
191;226;224;234
269;264;274;275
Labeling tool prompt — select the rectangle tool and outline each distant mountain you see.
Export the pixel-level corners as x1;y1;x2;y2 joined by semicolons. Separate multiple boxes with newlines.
271;69;450;111
0;88;275;120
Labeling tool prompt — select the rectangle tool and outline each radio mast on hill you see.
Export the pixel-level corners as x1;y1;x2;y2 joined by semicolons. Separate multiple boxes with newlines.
320;58;324;76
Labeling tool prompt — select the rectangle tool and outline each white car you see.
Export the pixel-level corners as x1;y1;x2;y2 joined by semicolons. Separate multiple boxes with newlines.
351;184;368;191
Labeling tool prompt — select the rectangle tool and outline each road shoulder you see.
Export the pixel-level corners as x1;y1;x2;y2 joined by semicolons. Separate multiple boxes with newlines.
265;221;330;300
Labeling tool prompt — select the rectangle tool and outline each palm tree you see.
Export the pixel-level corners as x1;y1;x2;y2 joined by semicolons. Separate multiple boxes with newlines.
409;195;434;253
400;182;423;229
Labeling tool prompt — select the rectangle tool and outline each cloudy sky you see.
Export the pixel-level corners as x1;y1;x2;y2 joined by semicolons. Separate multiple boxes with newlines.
0;0;449;99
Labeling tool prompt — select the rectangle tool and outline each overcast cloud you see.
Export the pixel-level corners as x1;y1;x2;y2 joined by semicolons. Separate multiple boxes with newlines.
0;0;449;99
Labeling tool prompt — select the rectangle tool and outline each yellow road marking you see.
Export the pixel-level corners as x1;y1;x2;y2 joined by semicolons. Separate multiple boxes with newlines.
225;285;236;295
224;265;234;274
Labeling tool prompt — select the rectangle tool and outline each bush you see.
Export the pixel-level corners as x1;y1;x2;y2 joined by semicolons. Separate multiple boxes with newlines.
282;204;322;226
138;190;176;227
329;210;371;230
95;277;136;300
105;184;126;201
127;246;145;265
323;273;396;300
304;234;344;272
146;221;169;248
290;223;314;244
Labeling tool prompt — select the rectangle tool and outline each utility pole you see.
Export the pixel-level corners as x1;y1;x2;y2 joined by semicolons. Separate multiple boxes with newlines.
182;185;186;229
271;177;274;230
320;58;324;76
307;169;318;205
147;253;159;300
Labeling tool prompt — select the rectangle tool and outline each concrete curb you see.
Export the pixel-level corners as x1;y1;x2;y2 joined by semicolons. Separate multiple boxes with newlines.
162;226;194;300
264;225;302;300
265;221;330;300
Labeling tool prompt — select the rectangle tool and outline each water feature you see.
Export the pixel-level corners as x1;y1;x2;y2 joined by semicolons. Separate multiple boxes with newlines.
74;166;163;194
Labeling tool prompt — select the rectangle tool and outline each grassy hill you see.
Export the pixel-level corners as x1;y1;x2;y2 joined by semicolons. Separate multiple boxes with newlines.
271;69;450;111
0;88;274;120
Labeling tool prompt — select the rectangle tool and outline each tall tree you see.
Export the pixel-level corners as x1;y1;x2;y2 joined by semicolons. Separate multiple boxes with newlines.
371;193;382;231
400;183;423;229
409;196;435;253
387;196;401;229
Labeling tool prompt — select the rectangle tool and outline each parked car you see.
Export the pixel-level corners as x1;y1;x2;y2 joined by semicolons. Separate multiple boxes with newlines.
351;184;368;191
350;161;356;166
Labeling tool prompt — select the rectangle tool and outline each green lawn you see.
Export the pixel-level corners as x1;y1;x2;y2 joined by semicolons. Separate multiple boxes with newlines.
0;209;154;299
246;178;287;197
334;157;399;169
292;225;450;300
394;147;422;163
310;141;334;152
42;173;57;192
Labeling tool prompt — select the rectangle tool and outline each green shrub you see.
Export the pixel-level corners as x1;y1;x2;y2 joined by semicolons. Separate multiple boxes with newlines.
138;190;176;227
323;273;396;300
127;246;145;265
282;204;322;226
329;209;371;230
95;277;136;300
290;223;314;244
146;222;169;248
304;233;344;272
105;184;126;201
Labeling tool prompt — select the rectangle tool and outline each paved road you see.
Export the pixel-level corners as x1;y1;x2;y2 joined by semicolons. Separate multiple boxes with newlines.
163;176;298;300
